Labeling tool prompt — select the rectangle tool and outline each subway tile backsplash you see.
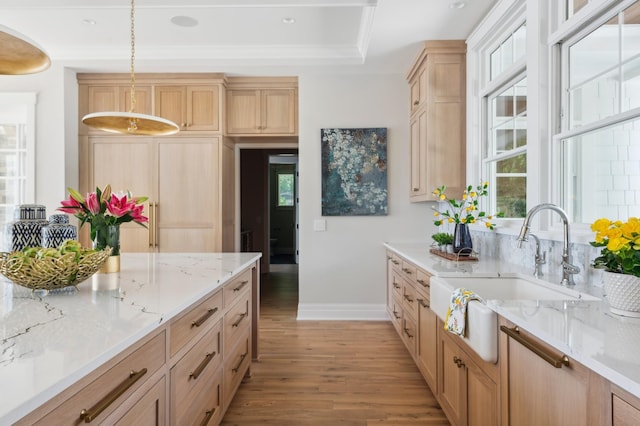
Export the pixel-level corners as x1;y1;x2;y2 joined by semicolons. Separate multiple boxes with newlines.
470;230;604;288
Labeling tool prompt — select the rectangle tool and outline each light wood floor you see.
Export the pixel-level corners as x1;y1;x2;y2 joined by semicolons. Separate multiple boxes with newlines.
221;264;449;426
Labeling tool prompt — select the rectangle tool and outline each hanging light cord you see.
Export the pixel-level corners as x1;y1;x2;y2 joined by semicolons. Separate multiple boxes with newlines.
128;0;138;131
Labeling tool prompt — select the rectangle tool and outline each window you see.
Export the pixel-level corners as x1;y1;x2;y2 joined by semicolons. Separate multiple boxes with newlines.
555;1;640;223
0;93;36;224
277;173;294;207
483;24;528;218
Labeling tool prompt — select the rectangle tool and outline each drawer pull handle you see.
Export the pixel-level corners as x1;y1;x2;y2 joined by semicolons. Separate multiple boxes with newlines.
403;328;414;339
393;283;400;289
500;325;570;368
403;294;414;303
402;268;412;275
416;298;428;308
232;312;248;328
79;368;147;423
232;352;248;373
453;356;465;368
413;188;420;192
391;260;400;265
200;408;217;426
392;310;401;319
189;352;217;380
233;280;249;292
416;279;429;287
191;307;219;328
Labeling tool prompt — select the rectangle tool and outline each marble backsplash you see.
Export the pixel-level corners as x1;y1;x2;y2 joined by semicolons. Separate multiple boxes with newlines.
469;230;605;288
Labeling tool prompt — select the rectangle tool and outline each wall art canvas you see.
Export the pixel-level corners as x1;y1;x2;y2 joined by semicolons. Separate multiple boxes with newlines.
321;127;388;216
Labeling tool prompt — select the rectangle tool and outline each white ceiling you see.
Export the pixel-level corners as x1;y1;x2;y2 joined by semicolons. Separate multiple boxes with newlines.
0;0;496;74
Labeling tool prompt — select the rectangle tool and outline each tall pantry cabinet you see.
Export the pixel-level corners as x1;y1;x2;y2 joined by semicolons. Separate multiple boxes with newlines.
78;73;233;252
406;40;466;201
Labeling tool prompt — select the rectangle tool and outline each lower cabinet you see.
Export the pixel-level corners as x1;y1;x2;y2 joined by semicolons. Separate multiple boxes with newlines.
416;286;437;394
438;322;499;426
612;386;640;425
17;262;259;426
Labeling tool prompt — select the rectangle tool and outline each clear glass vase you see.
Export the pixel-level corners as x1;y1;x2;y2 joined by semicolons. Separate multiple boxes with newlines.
93;224;120;256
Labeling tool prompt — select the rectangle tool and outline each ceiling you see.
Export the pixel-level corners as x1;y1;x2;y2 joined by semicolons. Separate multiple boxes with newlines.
0;0;496;74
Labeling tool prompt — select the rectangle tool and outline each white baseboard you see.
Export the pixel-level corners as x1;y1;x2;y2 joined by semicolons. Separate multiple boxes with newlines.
296;303;389;321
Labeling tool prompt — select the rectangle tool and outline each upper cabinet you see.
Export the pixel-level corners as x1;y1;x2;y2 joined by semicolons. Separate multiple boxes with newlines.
78;73;225;136
155;85;220;132
226;77;298;136
406;40;466;202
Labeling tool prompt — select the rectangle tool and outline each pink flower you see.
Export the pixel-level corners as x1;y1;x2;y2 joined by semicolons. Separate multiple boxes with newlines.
58;195;83;214
106;193;135;218
129;204;148;224
86;192;101;214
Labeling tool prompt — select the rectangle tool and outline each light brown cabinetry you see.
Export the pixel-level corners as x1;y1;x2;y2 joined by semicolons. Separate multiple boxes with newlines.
16;330;167;425
226;77;298;136
406;40;466;202
415;275;437;393
613;386;640;425
499;317;609;426
438;320;499;426
84;136;232;252
155;85;221;132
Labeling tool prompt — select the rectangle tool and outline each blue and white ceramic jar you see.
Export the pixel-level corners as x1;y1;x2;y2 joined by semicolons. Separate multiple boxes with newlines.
42;214;78;248
6;204;49;251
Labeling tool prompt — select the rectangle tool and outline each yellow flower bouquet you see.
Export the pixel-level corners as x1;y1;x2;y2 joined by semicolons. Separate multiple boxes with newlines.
432;182;503;230
591;217;640;278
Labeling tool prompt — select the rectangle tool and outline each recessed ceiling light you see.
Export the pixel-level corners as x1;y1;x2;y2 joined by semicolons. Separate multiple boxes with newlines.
282;17;296;24
82;19;96;25
449;1;466;8
170;15;198;27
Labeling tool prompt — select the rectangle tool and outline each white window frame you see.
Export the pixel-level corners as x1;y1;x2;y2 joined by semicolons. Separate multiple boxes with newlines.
550;0;640;237
0;93;36;220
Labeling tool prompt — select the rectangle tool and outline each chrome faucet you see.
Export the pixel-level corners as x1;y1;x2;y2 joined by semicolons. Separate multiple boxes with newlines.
517;203;580;286
528;233;546;278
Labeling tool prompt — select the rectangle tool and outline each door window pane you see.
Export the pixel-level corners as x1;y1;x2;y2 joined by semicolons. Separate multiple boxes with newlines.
277;173;294;207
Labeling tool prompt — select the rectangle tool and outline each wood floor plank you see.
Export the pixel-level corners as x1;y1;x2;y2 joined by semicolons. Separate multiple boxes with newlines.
221;264;449;425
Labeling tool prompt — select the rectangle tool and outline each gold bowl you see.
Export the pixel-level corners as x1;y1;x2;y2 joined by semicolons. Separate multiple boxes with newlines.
0;247;112;291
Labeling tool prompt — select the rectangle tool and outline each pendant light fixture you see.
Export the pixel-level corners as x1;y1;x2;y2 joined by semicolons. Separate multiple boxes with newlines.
0;25;51;75
82;0;179;136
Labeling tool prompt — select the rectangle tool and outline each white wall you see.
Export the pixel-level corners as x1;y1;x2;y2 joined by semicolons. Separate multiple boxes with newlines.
297;73;434;320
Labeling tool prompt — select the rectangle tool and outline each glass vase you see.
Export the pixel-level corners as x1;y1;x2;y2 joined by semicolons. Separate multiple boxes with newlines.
453;223;473;256
93;224;120;273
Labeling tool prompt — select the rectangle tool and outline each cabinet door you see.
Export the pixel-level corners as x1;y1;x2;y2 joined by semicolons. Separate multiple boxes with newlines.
121;85;153;115
409;108;428;200
113;376;166;425
187;85;220;131
88;86;118;113
90;137;152;252
227;89;261;134
155;137;219;252
261;89;296;134
503;325;591;426
426;54;466;197
438;330;465;426
466;358;498;426
416;297;437;393
409;66;427;115
155;86;187;129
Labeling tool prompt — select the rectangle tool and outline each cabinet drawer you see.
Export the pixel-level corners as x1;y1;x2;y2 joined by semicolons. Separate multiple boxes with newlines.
416;268;431;290
224;294;251;351
390;270;403;300
224;329;251;410
171;318;222;422
401;260;417;280
401;314;417;358
223;268;252;309
111;375;166;425
388;252;402;270
170;290;223;357
390;296;403;333
32;330;166;425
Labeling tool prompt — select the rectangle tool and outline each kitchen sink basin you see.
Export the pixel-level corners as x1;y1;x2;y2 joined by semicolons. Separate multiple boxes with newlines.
429;275;599;363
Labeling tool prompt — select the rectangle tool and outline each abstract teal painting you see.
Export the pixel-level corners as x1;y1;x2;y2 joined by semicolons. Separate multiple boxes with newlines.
321;128;388;216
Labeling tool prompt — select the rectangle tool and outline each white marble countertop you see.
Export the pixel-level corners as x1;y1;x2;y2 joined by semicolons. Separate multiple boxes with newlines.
384;242;640;399
0;252;261;425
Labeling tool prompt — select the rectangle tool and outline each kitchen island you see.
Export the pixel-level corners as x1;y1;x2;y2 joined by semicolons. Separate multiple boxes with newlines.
0;252;261;425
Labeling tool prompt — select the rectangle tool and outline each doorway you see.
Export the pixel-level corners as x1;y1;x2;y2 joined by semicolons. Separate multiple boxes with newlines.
239;148;298;274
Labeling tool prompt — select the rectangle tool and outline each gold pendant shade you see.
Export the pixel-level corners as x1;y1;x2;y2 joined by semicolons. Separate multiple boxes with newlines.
0;27;51;75
82;111;180;136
